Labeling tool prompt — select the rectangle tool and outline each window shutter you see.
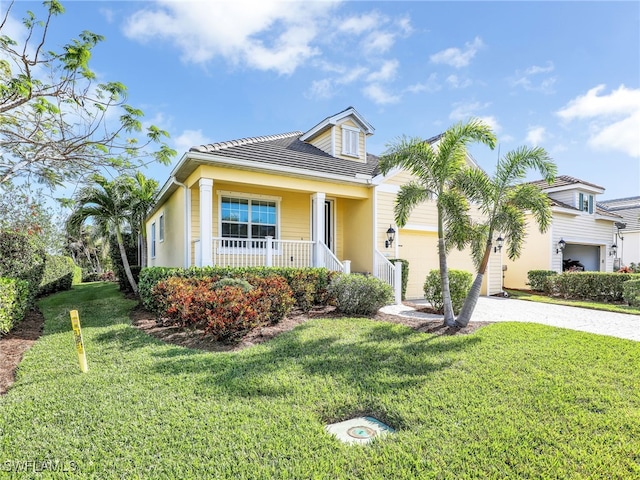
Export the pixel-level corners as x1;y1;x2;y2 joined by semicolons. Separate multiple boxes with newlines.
578;193;584;211
588;195;594;214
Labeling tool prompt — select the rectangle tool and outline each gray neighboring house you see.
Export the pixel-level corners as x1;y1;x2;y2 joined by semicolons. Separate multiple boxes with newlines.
598;196;640;268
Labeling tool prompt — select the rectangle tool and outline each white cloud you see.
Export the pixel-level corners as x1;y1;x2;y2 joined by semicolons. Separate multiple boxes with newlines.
430;37;484;68
406;73;441;94
511;61;556;94
124;1;339;75
307;78;334;100
338;11;383;35
557;84;640;157
526;126;546;146
363;84;400;105
446;74;471;89
448;102;501;132
174;129;213;153
363;31;396;55
367;60;399;83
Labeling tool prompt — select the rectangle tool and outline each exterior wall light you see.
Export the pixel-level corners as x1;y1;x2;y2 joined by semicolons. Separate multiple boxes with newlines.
494;235;504;253
556;238;566;254
610;244;617;257
385;225;396;249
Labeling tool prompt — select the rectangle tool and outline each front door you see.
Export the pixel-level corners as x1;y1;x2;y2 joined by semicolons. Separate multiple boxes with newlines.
324;200;334;252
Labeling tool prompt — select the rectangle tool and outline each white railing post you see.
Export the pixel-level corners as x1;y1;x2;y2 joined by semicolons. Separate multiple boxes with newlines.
394;261;402;305
265;236;273;267
343;260;351;274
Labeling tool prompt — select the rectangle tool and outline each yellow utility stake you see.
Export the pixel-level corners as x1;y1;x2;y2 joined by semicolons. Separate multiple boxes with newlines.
70;310;88;373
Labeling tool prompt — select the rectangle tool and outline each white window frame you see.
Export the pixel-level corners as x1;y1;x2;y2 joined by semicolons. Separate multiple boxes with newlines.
151;222;156;259
158;213;165;242
217;191;282;253
341;125;360;157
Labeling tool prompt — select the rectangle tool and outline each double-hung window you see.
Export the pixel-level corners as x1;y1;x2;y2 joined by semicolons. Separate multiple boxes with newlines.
158;213;165;242
342;126;360;157
221;195;277;248
151;222;156;258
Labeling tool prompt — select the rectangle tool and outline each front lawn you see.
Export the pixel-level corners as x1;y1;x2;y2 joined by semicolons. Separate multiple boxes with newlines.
1;282;638;479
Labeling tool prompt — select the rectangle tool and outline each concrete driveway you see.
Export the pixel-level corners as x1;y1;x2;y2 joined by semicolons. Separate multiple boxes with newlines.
381;297;640;342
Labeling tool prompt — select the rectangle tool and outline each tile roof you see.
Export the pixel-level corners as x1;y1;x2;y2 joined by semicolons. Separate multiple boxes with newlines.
189;131;380;179
527;175;605;190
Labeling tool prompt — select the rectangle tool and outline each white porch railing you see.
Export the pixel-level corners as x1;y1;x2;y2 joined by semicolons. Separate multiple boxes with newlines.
318;240;345;272
211;237;316;269
375;249;402;305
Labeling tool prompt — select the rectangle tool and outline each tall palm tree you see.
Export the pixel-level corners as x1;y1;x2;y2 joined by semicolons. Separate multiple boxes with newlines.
379;119;496;326
68;175;139;294
127;172;158;268
454;145;557;327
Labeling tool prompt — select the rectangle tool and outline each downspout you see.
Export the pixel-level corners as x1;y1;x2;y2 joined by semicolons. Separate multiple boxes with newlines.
169;177;191;268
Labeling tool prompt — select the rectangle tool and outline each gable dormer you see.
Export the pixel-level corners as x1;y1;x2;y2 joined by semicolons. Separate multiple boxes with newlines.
300;106;374;163
532;175;605;214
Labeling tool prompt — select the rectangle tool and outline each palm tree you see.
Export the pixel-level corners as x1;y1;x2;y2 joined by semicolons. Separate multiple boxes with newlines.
379;119;496;326
454;145;557;327
68;175;139;294
127;172;158;268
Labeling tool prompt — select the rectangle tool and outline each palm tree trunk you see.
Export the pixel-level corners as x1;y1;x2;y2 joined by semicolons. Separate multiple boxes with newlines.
116;228;138;295
437;206;456;326
455;243;492;327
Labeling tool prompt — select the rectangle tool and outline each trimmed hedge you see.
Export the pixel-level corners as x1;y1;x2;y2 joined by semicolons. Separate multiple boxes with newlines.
39;255;76;296
0;277;29;334
389;258;409;301
423;269;473;315
139;266;336;313
0;231;46;308
548;272;640;302
328;273;394;316
151;275;295;342
527;270;558;292
623;279;640;307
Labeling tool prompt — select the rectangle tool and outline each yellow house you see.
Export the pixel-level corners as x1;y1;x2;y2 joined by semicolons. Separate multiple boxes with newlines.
146;107;504;300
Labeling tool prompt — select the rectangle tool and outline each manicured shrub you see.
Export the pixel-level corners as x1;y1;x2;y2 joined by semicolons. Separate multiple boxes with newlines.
0;277;29;334
0;230;46;308
548;272;640;302
72;264;83;285
213;277;253;293
527;270;557;292
139;266;336;312
328;274;394;316
423;269;473;315
388;258;409;301
245;275;295;324
152;276;292;342
39;255;75;296
623;279;640;307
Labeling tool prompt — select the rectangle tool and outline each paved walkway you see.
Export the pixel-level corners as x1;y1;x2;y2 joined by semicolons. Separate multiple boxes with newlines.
380;297;640;342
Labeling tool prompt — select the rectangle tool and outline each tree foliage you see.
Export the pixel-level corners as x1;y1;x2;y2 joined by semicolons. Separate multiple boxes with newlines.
0;0;176;188
379;119;496;326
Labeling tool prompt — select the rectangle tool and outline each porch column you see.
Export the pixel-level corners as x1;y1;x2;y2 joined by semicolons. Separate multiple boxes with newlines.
199;178;213;267
311;192;326;268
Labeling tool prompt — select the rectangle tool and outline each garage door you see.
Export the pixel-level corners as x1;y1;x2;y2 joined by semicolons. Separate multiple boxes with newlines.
398;230;485;299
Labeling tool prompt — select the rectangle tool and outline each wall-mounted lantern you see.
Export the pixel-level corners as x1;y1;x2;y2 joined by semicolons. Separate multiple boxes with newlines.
610;243;617;257
494;235;504;253
385;225;396;249
556;238;566;254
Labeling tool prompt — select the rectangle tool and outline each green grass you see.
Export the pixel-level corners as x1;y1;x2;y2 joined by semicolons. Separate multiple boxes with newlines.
506;288;640;315
1;282;639;479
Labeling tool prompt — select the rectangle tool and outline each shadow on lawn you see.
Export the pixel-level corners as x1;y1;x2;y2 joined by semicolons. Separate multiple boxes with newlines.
143;320;480;399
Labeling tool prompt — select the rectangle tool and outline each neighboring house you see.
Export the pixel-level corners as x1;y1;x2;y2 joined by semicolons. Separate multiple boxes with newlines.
146;107;503;300
503;175;622;289
598;196;640;268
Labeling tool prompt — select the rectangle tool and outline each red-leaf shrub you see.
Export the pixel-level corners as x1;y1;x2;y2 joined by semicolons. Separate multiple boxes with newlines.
151;274;294;342
245;275;295;324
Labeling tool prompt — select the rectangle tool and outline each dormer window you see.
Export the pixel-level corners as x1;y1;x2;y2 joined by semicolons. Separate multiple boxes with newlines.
579;193;594;213
342;126;360;157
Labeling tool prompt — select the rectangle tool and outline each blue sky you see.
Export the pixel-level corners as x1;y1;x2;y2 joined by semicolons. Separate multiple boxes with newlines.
6;0;640;200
